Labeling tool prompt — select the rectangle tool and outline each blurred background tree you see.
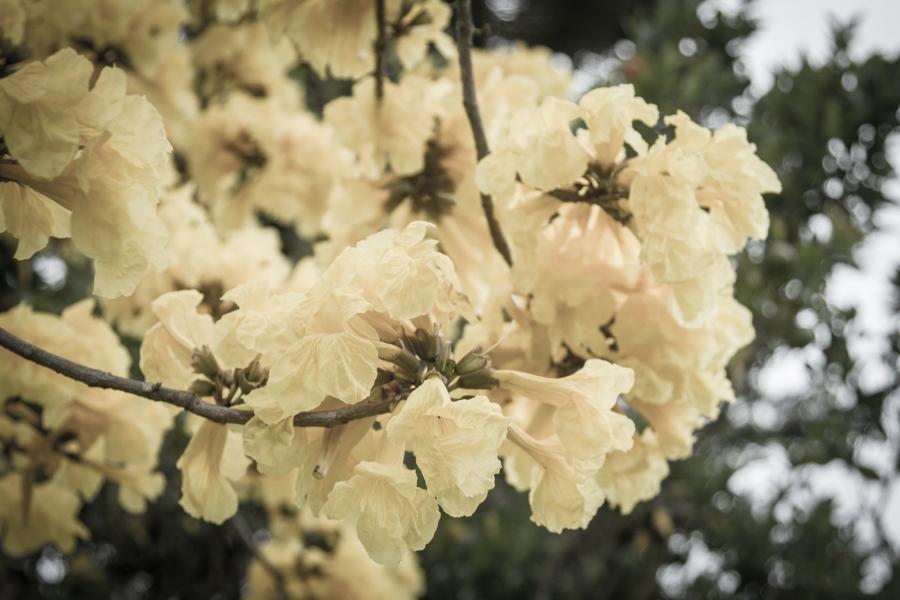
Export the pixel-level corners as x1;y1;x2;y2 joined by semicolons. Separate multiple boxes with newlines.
1;0;899;598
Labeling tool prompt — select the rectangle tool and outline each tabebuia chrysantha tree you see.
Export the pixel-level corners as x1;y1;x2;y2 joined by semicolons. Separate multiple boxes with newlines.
0;0;780;596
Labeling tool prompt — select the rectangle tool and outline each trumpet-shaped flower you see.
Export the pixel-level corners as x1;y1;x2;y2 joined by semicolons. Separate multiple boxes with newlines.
323;461;440;566
386;378;510;516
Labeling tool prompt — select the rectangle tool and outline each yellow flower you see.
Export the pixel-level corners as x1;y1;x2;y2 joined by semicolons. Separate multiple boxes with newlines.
0;48;93;179
505;426;605;533
494;359;635;470
477;97;589;195
386;378;510;516
579;84;658;165
595;430;670;514
139;290;216;389
325;76;443;177
0;48;172;297
0;476;89;557
177;420;249;524
323;461;440;566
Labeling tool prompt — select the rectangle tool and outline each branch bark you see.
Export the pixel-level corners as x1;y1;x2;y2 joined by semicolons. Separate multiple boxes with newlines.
233;514;289;600
374;0;387;100
454;0;513;267
0;326;394;428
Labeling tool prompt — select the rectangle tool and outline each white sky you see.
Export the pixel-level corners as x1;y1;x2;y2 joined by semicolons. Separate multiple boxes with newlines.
716;0;900;95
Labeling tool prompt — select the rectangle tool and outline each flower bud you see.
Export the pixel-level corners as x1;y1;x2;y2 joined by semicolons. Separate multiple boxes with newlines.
190;345;220;380
189;378;217;397
455;349;490;375
457;370;498;390
414;328;437;360
236;358;268;394
387;348;421;374
435;337;452;371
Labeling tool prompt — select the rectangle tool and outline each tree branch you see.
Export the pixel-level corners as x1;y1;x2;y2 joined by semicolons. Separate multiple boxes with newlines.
233;514;289;600
454;0;513;267
0;327;394;428
374;0;387;101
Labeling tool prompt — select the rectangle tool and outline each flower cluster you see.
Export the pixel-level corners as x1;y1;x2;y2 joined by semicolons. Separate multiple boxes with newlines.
0;0;781;577
0;302;171;556
0;48;171;297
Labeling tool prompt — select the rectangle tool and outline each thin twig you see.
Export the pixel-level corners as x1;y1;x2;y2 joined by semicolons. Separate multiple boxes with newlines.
454;0;513;266
233;514;289;600
374;0;388;101
0;327;394;428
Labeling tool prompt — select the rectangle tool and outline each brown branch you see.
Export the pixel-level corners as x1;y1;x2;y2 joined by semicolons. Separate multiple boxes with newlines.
0;327;394;428
233;514;289;600
454;0;513;267
374;0;387;101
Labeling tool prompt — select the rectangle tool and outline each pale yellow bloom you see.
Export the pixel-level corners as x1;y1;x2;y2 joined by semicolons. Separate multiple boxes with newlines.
579;84;659;165
0;476;89;557
596;430;670;514
323;461;440;565
177;420;249;524
139;290;216;389
246;516;424;600
261;0;453;78
325;76;445;177
494;359;635;470
477;97;589;196
0;48;93;179
504;426;605;533
0;48;171;297
386;378;510;516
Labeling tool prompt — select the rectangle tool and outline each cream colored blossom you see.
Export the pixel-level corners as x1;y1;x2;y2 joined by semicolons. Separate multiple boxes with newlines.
323;461;440;565
0;48;94;179
505;426;605;533
476;97;588;196
0;48;171;297
596;430;670;514
140;290;215;389
494;359;635;470
246;516;424;600
177;420;249;524
261;0;453;78
0;181;70;259
512;202;643;360
19;0;186;79
579;84;658;165
192;22;300;108
0;302;171;541
102;186;290;337
0;476;89;557
386;378;510;516
243;286;380;423
472;45;571;99
325;76;445;177
667;111;782;253
262;0;376;79
185;93;349;235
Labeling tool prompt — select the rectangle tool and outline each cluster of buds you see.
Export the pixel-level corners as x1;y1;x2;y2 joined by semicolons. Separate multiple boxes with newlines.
379;328;496;393
189;346;268;406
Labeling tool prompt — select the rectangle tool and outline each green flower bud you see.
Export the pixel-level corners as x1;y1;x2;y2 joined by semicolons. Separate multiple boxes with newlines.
457;370;498;390
189;378;217;397
190;345;220;380
388;348;421;374
236;358;268;394
414;328;437;360
455;349;490;375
